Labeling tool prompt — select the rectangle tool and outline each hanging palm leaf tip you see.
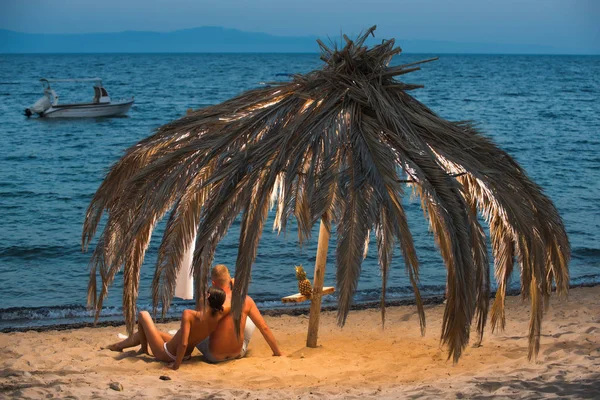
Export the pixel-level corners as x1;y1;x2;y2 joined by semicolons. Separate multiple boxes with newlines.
82;25;570;363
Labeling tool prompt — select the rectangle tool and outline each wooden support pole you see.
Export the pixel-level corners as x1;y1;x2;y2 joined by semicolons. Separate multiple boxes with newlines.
306;215;331;348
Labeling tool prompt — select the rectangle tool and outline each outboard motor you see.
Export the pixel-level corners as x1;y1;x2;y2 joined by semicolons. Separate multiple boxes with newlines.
24;88;57;117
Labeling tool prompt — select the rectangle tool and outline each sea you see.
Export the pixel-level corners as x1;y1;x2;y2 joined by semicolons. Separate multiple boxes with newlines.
0;53;599;331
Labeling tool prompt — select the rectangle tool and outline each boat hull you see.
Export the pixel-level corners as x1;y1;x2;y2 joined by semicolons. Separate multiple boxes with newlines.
41;100;134;118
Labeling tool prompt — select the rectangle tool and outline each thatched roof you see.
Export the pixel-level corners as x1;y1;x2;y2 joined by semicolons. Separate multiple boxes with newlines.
82;26;569;362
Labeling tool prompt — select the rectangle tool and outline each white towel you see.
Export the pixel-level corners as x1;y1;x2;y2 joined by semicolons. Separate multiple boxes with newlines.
174;231;196;300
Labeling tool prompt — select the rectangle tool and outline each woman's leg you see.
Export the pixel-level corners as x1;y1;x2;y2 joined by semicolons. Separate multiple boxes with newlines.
138;315;148;354
105;332;141;352
137;311;173;362
105;329;173;353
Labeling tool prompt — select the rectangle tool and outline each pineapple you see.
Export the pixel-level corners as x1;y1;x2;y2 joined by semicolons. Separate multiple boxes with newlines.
295;265;313;297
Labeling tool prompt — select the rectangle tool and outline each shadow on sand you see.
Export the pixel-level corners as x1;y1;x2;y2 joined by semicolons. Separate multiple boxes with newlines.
470;373;600;399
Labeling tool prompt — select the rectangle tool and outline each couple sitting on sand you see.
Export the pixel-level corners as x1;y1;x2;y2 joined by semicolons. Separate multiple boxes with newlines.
107;264;283;370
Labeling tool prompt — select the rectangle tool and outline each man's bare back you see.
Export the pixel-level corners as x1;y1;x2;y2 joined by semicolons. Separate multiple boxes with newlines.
207;296;254;360
199;265;282;362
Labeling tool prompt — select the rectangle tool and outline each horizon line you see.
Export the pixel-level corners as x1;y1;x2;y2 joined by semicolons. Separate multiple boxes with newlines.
2;26;598;56
2;51;599;56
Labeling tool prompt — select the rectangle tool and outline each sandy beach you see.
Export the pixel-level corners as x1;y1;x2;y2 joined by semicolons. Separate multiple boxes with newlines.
1;286;599;399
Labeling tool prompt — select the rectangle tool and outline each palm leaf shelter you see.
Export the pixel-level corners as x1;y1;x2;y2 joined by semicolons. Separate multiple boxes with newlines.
83;26;569;362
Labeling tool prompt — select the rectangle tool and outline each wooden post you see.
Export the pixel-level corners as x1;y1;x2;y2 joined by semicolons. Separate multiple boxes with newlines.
306;215;330;348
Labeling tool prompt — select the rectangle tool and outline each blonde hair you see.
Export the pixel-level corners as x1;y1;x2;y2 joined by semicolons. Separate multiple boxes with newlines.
211;264;231;287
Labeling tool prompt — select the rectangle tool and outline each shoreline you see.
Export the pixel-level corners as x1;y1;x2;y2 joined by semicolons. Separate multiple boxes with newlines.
3;281;599;334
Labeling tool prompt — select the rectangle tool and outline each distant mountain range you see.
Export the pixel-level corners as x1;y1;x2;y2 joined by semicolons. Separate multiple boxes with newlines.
0;26;577;54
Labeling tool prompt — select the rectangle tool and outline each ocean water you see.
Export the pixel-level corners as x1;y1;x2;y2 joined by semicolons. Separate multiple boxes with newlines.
0;53;599;330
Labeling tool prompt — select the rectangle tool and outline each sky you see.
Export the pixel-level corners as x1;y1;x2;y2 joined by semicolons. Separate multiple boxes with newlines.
1;0;599;53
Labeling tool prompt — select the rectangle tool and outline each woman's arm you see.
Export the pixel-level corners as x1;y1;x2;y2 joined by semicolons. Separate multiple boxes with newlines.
172;310;193;370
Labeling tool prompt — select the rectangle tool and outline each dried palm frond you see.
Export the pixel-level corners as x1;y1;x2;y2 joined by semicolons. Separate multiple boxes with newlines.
83;25;569;361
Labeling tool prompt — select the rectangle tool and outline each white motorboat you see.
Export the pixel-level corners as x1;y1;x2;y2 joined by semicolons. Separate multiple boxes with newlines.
24;78;134;118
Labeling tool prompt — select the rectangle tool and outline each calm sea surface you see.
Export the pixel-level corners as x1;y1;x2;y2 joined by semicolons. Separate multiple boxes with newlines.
0;53;599;329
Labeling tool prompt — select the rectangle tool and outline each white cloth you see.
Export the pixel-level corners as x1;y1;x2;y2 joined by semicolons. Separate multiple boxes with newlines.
239;317;256;358
174;231;196;300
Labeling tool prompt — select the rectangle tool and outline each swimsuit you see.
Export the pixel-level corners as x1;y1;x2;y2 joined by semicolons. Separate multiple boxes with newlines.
163;342;192;362
164;342;177;361
196;316;256;363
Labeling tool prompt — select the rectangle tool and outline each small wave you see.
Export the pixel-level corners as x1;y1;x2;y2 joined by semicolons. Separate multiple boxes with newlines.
0;191;74;201
502;92;527;97
0;190;37;198
3;154;38;161
570;273;600;286
0;304;107;322
0;244;80;260
539;111;559;119
0;302;187;327
572;247;600;260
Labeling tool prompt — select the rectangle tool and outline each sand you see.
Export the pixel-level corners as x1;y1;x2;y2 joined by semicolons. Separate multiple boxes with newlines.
1;286;599;399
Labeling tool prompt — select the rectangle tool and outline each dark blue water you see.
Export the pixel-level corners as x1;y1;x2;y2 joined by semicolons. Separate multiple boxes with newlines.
1;53;599;329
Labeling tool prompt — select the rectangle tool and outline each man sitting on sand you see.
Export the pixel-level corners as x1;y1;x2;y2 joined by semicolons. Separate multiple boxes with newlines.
196;264;283;362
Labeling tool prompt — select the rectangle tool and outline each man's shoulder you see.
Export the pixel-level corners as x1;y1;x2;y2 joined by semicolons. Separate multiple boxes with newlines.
244;295;257;310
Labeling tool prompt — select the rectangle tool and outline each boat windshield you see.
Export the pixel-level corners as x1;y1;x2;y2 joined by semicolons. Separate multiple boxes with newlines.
93;87;101;103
